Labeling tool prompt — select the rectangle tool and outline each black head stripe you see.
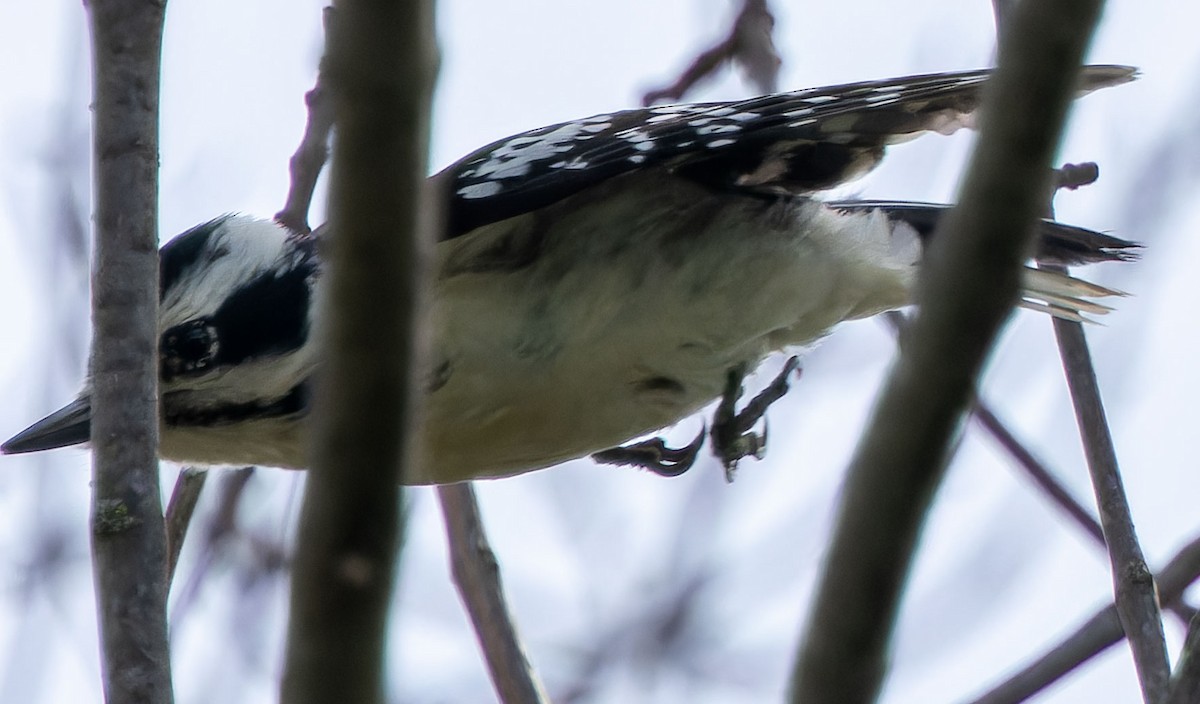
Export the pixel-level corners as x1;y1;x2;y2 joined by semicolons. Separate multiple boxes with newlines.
163;382;310;427
160;215;234;300
205;259;314;366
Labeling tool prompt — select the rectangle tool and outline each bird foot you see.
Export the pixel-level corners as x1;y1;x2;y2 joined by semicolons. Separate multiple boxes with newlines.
592;425;706;477
710;356;802;482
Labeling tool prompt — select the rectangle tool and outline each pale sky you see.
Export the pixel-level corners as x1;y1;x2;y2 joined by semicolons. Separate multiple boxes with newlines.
1;1;1199;703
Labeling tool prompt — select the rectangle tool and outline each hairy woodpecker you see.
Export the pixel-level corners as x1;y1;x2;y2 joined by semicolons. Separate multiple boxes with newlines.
2;66;1139;484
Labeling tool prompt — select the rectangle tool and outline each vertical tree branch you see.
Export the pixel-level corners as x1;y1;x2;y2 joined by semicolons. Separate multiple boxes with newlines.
1051;307;1171;702
280;1;438;703
86;1;173;702
788;0;1107;700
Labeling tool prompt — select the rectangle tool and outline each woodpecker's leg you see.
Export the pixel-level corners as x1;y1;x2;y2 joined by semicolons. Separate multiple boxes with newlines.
592;425;706;477
710;356;802;481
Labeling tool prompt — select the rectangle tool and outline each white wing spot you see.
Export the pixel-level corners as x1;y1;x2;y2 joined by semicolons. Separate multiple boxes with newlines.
458;181;504;199
706;138;736;148
470;122;592;181
864;92;900;104
697;124;740;135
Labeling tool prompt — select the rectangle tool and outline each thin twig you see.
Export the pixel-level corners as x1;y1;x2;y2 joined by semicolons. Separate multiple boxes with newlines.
164;467;208;586
969;535;1200;704
883;311;1106;546
169;467;256;626
275;6;338;234
438;484;550;704
280;0;437;701
888;311;1196;629
642;0;779;105
1166;610;1200;704
788;0;1109;699
971;403;1105;542
86;1;174;701
1050;298;1171;702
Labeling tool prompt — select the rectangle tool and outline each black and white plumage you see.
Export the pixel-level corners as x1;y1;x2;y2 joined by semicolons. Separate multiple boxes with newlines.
2;66;1139;484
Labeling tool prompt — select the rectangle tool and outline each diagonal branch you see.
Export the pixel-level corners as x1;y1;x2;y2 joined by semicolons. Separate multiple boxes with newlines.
164;467;208;586
438;484;550;703
969;534;1200;704
788;0;1109;700
1050;295;1170;702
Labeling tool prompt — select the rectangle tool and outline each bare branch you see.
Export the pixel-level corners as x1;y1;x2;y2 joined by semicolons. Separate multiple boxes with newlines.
1166;610;1200;704
642;0;780;106
883;311;1106;545
970;535;1200;704
972;402;1104;541
789;0;1109;699
1050;297;1170;702
86;0;173;701
276;7;338;234
438;484;550;703
164;467;208;586
281;1;438;701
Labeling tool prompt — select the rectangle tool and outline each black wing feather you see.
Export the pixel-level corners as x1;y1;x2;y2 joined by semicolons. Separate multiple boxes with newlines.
441;65;1136;240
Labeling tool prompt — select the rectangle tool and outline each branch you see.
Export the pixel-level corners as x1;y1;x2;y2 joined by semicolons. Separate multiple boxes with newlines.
438;484;550;703
883;311;1107;546
164;467;207;586
788;0;1108;699
276;7;337;234
86;1;173;701
969;534;1200;704
1166;610;1200;704
280;1;438;702
642;0;780;105
1050;295;1171;702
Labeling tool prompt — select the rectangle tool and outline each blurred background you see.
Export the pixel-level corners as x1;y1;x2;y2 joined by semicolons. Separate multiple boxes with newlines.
1;1;1198;702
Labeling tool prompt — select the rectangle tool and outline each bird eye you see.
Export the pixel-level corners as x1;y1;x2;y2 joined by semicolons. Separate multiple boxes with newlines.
161;318;221;382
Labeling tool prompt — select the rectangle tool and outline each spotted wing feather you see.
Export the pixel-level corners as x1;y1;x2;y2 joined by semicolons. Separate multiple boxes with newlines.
441;65;1136;239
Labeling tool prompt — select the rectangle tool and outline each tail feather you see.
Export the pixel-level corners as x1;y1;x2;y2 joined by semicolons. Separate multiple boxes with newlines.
828;200;1137;321
1020;267;1124;321
829;200;1141;265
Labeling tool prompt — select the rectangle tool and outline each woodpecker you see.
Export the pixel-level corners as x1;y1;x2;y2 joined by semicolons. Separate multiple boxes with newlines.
2;65;1139;484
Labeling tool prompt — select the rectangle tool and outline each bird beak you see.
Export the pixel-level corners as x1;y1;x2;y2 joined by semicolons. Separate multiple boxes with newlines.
1;396;92;455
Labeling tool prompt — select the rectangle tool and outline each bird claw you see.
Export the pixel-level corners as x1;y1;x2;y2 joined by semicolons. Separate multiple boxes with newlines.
592;424;706;477
710;355;802;482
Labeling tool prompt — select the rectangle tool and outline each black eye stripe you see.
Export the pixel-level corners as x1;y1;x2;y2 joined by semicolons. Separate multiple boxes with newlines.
159;253;317;381
205;264;313;366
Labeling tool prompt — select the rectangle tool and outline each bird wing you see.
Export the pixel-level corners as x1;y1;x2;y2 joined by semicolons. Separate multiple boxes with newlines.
439;65;1136;239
